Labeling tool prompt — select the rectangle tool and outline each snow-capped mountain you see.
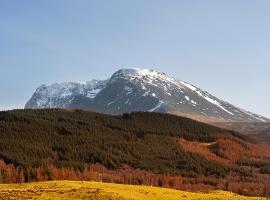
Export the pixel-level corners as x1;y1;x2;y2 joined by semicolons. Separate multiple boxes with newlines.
25;68;269;123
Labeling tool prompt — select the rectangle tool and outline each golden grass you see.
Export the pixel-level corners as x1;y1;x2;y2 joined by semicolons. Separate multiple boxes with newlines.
0;180;265;200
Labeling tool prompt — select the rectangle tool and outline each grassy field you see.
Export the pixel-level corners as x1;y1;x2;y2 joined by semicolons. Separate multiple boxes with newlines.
0;181;265;200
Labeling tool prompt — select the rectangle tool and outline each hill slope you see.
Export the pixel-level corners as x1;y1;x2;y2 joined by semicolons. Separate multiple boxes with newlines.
0;181;264;200
0;109;245;175
25;68;269;123
213;122;270;145
0;109;270;195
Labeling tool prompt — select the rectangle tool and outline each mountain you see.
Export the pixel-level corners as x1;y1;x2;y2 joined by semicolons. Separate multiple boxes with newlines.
213;122;270;135
213;122;270;145
25;68;269;123
1;109;270;196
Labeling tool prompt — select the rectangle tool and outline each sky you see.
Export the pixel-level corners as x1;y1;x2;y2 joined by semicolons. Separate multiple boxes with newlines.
0;0;270;117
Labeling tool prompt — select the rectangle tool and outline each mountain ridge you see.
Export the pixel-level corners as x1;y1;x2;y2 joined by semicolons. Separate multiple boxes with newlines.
25;68;269;123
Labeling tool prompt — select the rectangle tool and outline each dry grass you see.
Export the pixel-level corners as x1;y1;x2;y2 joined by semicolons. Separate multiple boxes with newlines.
0;180;265;200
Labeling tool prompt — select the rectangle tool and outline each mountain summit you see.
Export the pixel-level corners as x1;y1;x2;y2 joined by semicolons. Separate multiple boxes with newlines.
25;68;269;122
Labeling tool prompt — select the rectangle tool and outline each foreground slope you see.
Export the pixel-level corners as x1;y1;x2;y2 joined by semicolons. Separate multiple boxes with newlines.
0;181;264;200
25;68;269;122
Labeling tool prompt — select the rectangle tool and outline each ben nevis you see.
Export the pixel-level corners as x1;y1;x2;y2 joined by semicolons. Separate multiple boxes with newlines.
25;68;269;123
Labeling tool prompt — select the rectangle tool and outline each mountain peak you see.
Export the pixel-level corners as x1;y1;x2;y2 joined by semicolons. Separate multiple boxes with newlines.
114;68;160;75
111;68;165;80
110;68;181;87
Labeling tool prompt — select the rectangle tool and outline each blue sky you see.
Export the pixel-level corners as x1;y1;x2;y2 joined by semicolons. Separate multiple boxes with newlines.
0;0;270;117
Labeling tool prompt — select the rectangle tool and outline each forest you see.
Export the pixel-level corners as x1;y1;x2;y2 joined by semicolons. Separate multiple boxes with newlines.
0;109;269;196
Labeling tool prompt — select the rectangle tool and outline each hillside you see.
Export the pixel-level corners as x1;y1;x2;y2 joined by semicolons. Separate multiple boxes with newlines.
25;68;269;123
0;109;270;196
213;122;270;145
213;122;270;135
0;181;265;200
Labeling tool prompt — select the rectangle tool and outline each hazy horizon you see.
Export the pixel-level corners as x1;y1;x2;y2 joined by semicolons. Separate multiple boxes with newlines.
1;0;270;118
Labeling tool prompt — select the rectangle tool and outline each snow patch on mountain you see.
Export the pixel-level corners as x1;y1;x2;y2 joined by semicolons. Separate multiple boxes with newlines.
142;90;151;97
238;108;266;122
86;88;102;98
124;86;133;95
148;100;164;112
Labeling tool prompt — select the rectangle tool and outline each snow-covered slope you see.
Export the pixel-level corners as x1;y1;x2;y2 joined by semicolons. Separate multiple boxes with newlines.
25;80;107;109
25;68;269;123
